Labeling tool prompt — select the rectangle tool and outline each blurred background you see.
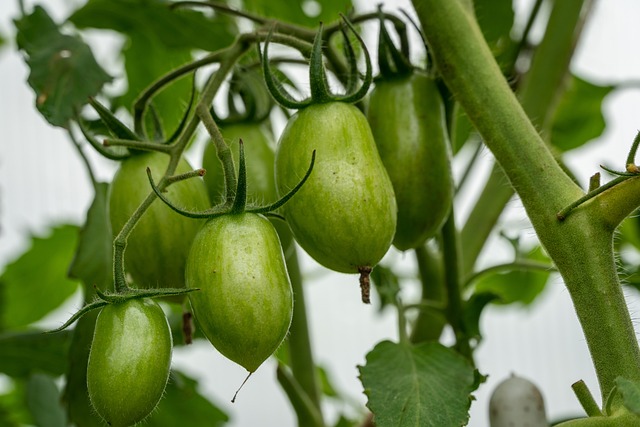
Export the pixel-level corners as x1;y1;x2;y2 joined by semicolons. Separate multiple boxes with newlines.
1;0;640;426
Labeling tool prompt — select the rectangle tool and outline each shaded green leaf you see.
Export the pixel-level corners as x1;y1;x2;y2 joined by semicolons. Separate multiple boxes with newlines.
0;225;81;330
61;310;103;427
463;292;500;342
551;75;614;151
318;365;339;398
452;106;477;154
69;0;237;132
359;340;476;427
474;0;515;68
616;377;640;416
14;6;111;127
334;415;359;427
0;330;72;378
146;370;229;426
68;183;113;291
243;0;352;28
474;246;550;305
370;265;400;312
0;381;33;426
26;374;67;427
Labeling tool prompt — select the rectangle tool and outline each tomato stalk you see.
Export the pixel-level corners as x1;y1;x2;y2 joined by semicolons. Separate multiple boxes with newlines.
413;0;640;406
460;0;592;275
410;245;447;343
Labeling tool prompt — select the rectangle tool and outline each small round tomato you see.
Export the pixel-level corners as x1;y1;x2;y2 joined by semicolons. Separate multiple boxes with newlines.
108;151;209;289
87;298;172;427
186;213;293;372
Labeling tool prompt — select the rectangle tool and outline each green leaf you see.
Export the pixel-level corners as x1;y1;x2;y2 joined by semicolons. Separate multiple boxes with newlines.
14;6;111;127
550;75;614;151
61;310;103;427
474;246;550;305
243;0;352;28
26;374;67;427
359;340;476;427
145;370;229;426
68;183;113;292
463;292;500;341
69;0;237;132
0;225;81;330
474;0;514;68
0;330;72;378
0;381;33;426
452;106;477;154
370;265;400;312
616;377;640;416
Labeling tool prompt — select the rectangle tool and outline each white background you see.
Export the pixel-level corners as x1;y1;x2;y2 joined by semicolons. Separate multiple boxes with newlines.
1;0;640;426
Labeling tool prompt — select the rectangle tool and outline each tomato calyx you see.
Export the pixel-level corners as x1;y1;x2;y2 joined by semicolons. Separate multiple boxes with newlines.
263;15;372;109
147;139;316;219
48;285;198;334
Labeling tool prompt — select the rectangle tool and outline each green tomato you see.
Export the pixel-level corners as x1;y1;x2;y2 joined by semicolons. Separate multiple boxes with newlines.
108;151;209;289
202;122;277;205
186;213;293;372
87;298;172;427
367;71;454;250
275;102;397;274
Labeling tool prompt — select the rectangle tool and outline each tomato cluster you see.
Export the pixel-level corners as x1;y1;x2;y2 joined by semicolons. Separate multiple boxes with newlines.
85;13;453;425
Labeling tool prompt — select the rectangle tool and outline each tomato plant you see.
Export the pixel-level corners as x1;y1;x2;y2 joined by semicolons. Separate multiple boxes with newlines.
4;1;640;427
87;298;172;427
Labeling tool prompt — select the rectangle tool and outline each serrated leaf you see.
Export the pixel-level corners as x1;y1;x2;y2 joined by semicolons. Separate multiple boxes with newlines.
243;0;352;28
0;330;72;378
551;75;614;151
145;370;229;426
14;6;111;127
26;374;67;427
474;246;550;305
359;340;476;427
0;225;81;330
616;377;640;416
68;183;113;291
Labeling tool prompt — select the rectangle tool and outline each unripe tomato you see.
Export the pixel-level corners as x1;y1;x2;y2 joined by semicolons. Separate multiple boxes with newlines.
108;151;209;289
186;213;293;372
367;71;454;250
87;298;172;427
275;102;397;274
202;122;277;205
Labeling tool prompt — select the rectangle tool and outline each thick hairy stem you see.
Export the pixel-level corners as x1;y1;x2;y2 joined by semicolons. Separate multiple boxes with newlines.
460;0;592;274
413;0;640;402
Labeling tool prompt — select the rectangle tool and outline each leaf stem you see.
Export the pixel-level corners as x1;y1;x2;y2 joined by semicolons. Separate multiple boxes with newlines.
463;260;557;290
410;245;447;344
276;364;325;427
572;380;604;417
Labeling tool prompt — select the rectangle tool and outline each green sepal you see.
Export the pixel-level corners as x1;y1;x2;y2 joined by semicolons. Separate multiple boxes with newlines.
376;7;413;80
88;97;139;141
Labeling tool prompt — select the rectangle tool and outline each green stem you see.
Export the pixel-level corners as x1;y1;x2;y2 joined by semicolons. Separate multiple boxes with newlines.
440;208;471;360
285;246;324;422
572;380;604;417
276;364;324;427
414;0;640;401
410;245;447;344
460;0;591;274
103;138;172;153
463;260;556;290
67;129;97;188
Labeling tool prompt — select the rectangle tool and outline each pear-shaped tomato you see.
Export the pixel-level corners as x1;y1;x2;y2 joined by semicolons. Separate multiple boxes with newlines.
108;151;209;289
87;298;172;427
367;72;453;250
186;213;293;372
202;122;277;205
275;102;396;274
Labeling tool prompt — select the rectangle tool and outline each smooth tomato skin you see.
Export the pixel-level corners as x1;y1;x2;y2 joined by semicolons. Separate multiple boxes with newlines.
367;72;454;250
275;102;397;274
186;213;293;372
202;122;277;205
87;298;172;427
108;151;209;289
